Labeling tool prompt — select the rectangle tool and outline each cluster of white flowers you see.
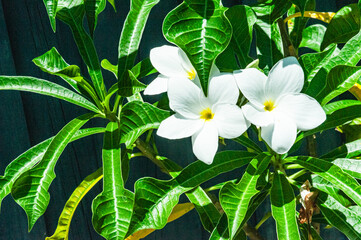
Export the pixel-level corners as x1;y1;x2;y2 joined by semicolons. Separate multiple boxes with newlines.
145;45;326;164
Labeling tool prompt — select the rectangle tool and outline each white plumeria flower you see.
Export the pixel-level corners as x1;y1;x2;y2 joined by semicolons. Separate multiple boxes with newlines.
157;73;250;164
144;45;219;95
234;57;326;154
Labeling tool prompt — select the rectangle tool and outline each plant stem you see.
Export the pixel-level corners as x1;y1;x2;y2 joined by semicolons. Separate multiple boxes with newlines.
289;169;308;180
255;212;272;230
243;223;265;240
277;18;297;58
284;164;304;170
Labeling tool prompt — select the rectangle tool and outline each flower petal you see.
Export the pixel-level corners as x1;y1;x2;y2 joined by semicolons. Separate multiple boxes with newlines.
234;68;267;107
150;45;188;77
178;48;195;72
242;102;274;127
266;57;304;100
192;121;219;164
168;77;205;119
276;93;326;131
261;114;297;154
208;73;239;105
213;104;250;138
144;74;168;95
210;63;220;78
157;114;203;139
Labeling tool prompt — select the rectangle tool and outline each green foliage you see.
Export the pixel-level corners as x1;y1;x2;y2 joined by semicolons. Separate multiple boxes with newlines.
117;0;160;97
42;0;58;31
163;0;232;95
127;151;256;235
119;101;170;147
84;0;107;37
0;76;100;113
271;171;300;240
299;24;326;52
219;153;271;239
321;4;361;51
11;113;97;231
92;122;134;240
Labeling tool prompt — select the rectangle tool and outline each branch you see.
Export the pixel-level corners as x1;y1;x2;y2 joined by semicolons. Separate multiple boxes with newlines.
277;18;297;58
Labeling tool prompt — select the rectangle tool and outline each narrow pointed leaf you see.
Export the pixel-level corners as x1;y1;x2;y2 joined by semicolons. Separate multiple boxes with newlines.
0;127;105;212
318;65;361;105
288;156;361;207
311;174;353;207
117;0;160;96
321;4;361;51
270;171;300;240
329;158;361;180
33;47;92;96
102;58;156;80
321;138;361;159
163;0;232;95
43;0;58;32
219;153;271;239
209;214;230;240
127;151;257;235
119;70;146;97
11;113;97;231
126;203;194;240
92;122;134;240
317;193;361;239
46;168;103;240
0;76;100;113
232;135;263;153
225;5;256;68
119;101;170;147
57;0;106;100
84;0;106;37
290;0;310;15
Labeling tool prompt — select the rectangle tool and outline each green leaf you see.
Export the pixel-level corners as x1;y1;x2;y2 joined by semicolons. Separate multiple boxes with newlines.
0;76;100;113
33;47;100;105
43;0;58;32
321;138;361;159
92;122;134;240
11;113;96;231
215;45;239;72
225;5;256;68
84;0;106;37
318;65;361;105
232;135;263;153
46;168;103;240
317;192;361;239
127;151;257;235
289;0;316;49
33;47;83;92
288;156;361;208
311;174;353;207
299;24;326;52
321;4;361;51
102;57;157;80
119;70;147;97
57;0;106;101
252;3;285;72
290;0;310;15
209;214;230;240
329;158;361;180
219;153;271;239
119;101;170;147
0;127;105;212
186;187;221;233
163;0;232;95
271;170;300;240
299;44;339;97
117;0;160;96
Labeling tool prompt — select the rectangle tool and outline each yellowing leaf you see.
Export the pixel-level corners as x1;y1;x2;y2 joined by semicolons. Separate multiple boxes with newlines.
285;11;336;24
349;83;361;101
126;203;194;240
46;168;103;240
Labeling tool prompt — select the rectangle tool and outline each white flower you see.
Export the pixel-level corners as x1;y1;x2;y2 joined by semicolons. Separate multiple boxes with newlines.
144;45;219;95
157;73;250;164
234;57;326;154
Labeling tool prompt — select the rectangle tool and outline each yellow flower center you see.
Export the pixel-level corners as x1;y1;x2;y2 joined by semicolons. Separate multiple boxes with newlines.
200;108;214;121
264;100;275;111
187;69;196;80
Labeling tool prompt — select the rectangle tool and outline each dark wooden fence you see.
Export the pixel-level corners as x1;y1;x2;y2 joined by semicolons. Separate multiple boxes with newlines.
0;0;355;239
